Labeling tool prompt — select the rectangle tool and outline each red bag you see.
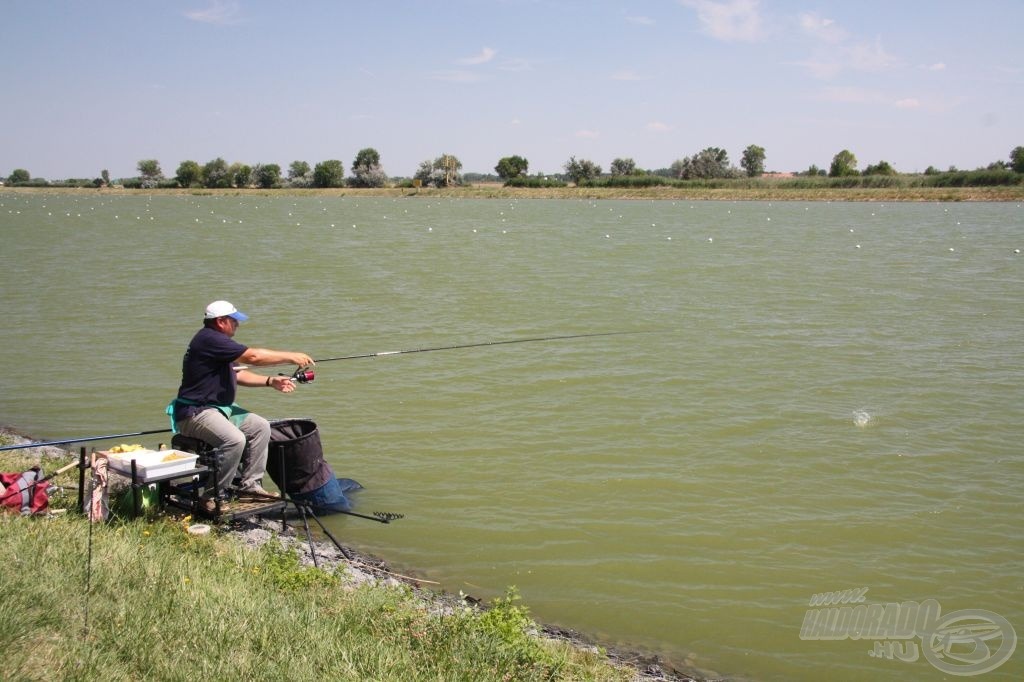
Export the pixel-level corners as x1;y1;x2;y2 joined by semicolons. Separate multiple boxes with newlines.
0;468;49;515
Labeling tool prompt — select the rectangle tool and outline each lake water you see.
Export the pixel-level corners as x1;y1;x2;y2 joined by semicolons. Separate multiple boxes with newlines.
1;192;1021;680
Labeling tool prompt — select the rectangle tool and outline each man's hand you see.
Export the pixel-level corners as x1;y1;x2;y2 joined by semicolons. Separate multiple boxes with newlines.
292;353;315;368
268;375;297;393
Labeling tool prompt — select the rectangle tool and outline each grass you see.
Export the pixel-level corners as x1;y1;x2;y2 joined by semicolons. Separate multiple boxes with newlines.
0;446;636;682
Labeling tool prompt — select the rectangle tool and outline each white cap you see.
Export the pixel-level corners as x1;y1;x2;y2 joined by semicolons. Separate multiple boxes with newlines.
204;300;248;322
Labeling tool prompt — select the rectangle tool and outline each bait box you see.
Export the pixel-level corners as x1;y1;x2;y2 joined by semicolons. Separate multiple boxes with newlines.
106;449;200;482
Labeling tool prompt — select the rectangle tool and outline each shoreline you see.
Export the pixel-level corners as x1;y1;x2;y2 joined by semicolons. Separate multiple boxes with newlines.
1;426;706;682
234;515;705;681
3;184;1023;202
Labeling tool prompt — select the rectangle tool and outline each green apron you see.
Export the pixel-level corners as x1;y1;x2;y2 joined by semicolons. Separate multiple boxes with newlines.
165;398;250;433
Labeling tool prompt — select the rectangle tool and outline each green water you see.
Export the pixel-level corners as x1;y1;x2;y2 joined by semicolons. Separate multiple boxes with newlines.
2;193;1022;680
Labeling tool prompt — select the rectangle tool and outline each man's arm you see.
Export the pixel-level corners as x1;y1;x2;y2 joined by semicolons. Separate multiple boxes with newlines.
236;347;314;368
236;368;297;392
233;347;314;392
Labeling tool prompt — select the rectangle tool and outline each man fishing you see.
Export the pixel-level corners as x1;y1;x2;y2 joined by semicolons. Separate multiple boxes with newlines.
168;300;314;512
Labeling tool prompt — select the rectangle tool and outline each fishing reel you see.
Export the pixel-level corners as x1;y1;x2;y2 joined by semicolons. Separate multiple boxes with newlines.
280;368;315;384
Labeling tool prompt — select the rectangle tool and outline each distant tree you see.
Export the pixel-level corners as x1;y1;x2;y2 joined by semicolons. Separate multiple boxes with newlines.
563;156;602;184
252;163;281;189
288;161;310;180
175;160;202;187
495;155;529;181
862;160;897;176
435;154;462;187
352;148;380;172
349;148;387;188
682;147;732;179
829;150;858;177
202;157;231;188
1010;146;1024;173
804;164;826;176
609;158;636;176
7;168;31;184
137;159;163;188
924;166;940;175
231;163;252;188
101;169;110;186
740;144;766;177
985;160;1007;171
313;159;345;188
413;160;434;186
412;155;463;188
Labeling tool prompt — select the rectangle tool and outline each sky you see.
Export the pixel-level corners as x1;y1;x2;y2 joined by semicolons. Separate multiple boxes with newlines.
2;0;1022;180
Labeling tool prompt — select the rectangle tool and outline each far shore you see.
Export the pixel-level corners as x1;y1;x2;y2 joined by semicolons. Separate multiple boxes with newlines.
4;184;1023;202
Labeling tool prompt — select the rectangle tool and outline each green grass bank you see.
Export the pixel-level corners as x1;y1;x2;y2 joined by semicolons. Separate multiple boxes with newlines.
0;442;687;682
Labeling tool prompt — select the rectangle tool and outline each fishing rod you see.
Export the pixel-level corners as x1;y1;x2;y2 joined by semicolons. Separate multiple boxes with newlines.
313;330;658;364
257;330;663;384
0;428;173;453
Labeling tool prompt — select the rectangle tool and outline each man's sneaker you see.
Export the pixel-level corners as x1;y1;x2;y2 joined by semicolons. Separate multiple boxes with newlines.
236;485;280;499
200;495;230;515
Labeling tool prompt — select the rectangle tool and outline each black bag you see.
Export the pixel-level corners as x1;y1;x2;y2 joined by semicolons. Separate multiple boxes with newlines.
266;419;328;494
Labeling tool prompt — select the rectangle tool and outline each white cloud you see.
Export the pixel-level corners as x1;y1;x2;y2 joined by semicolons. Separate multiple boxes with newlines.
680;0;764;42
847;37;898;72
575;130;600;139
895;98;921;109
923;62;946;71
184;0;240;25
798;12;846;43
647;121;674;132
794;35;897;80
457;47;497;65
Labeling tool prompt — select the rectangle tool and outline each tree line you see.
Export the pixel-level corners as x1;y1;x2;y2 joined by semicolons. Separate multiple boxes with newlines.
5;145;1024;189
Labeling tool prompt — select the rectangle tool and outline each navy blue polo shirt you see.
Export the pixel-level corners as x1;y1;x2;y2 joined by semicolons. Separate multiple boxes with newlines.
174;326;248;421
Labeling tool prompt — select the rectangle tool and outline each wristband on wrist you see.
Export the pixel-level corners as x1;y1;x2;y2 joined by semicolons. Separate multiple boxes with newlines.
265;376;271;387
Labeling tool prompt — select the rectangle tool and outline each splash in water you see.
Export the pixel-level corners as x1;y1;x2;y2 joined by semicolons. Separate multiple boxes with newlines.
853;410;873;428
